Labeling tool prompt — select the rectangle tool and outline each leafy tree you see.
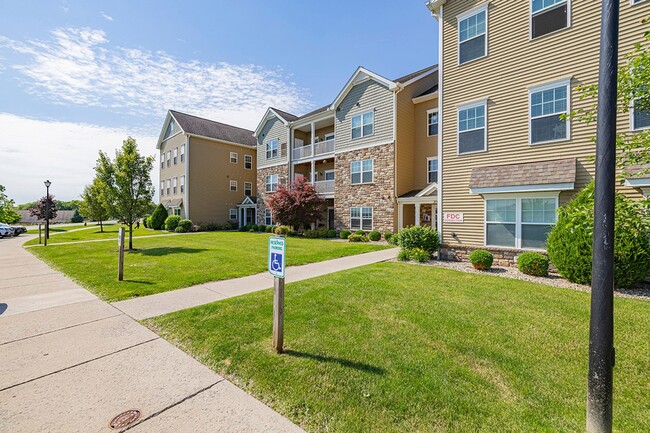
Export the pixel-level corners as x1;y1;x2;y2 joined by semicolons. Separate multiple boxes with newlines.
0;185;21;224
150;204;168;230
70;209;84;223
29;195;58;222
265;176;327;229
57;199;83;211
95;137;155;250
79;179;111;232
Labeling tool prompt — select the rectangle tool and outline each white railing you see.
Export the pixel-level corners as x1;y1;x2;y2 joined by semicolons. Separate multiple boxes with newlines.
292;139;335;161
314;180;335;195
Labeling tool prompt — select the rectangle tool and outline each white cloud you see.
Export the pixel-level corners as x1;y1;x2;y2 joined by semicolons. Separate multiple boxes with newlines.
0;27;311;130
0;113;158;204
101;12;113;22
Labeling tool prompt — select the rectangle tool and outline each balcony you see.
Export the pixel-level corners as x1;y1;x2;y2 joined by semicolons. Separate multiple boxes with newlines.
314;179;335;195
292;139;335;161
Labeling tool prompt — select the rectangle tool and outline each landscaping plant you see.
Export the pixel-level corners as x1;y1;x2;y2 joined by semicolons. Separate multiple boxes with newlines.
326;229;337;238
150;204;168;230
410;247;431;263
274;225;291;236
79;178;111;232
397;225;439;256
265;176;327;229
383;232;393;242
354;230;365;236
259;225;266;233
175;225;188;233
0;184;21;224
368;230;381;241
469;249;494;271
547;182;650;288
517;252;550;277
164;215;181;231
70;208;84;223
397;249;410;261
178;219;192;232
348;234;369;242
340;229;351;240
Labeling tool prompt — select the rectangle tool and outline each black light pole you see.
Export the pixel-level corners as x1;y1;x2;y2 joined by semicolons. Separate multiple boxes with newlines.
587;0;619;431
44;180;51;246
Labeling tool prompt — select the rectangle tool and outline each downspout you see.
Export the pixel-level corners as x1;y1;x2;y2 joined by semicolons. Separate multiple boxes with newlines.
436;4;444;259
393;84;403;233
185;134;190;220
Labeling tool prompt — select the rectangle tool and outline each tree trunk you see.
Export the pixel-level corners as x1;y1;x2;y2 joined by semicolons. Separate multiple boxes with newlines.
100;220;103;232
129;223;133;250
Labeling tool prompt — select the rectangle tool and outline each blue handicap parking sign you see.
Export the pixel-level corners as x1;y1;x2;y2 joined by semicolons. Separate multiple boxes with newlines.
268;237;286;278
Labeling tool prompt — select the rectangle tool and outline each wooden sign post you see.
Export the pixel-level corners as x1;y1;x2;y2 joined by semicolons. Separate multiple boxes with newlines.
268;236;286;354
118;227;125;281
38;224;42;245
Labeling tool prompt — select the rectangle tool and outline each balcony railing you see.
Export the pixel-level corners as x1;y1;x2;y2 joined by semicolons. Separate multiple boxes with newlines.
314;179;335;195
292;139;335;161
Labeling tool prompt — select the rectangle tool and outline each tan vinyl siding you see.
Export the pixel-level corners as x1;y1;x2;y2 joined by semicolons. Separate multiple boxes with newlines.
315;125;335;142
159;132;187;205
413;99;438;189
257;117;288;168
440;0;650;248
335;80;394;152
188;137;257;224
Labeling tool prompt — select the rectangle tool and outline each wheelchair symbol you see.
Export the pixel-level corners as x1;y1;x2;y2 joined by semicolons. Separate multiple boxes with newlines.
271;253;283;272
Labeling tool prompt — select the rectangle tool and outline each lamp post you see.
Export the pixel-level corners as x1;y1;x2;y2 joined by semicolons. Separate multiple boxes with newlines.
44;180;51;246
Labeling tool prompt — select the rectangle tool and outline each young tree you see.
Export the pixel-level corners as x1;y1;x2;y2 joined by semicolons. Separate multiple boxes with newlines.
95;137;155;250
0;185;21;224
265;176;327;229
29;195;58;222
79;179;111;232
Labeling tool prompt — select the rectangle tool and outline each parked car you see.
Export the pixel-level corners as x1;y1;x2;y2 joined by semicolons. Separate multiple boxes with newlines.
11;224;27;235
0;224;15;238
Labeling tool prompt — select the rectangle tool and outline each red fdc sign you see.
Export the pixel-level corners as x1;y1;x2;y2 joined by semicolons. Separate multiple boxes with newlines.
444;212;464;223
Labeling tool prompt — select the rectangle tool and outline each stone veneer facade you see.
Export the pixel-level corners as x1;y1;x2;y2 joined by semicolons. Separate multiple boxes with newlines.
334;143;395;233
440;244;552;268
256;164;289;225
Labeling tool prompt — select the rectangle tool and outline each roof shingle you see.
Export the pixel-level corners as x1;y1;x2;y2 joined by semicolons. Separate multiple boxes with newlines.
169;110;256;147
470;158;577;190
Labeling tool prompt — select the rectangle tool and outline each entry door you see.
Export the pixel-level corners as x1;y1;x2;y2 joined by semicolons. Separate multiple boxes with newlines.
246;208;254;225
328;208;335;229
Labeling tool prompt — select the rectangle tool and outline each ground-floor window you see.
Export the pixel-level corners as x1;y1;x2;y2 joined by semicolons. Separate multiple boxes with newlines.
350;206;372;231
173;208;181;216
229;209;237;220
265;208;273;226
485;196;557;249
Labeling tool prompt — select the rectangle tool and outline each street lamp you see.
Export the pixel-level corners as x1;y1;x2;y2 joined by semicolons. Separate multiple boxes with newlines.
44;180;51;246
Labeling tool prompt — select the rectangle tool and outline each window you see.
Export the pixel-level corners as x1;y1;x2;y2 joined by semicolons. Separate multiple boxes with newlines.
173;177;177;194
324;170;335;181
180;144;185;162
458;7;487;64
160;153;164;169
265;208;273;226
266;139;279;159
244;182;252;196
350;159;373;184
174;208;181;216
266;174;279;192
230;180;237;191
350;206;373;231
458;102;486;154
428;111;439;136
324;133;335;141
530;82;569;144
166;151;171;167
244;154;253;169
180;175;185;193
531;0;569;39
166;179;171;195
230;152;238;163
230;209;237;220
164;121;174;139
485;197;557;249
173;148;178;165
428;158;439;183
160;181;164;196
351;111;374;139
632;99;650;131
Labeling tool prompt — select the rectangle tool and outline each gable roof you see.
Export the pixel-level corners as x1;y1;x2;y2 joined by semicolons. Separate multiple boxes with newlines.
469;158;576;193
295;105;330;121
269;107;299;122
169;110;256;147
253;107;299;138
330;66;398;110
394;65;438;84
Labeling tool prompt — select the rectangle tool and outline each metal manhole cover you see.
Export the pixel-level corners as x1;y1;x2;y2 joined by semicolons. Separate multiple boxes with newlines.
109;409;141;429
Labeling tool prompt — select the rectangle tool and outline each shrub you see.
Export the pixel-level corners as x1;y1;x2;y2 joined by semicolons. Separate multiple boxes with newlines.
274;225;291;235
288;230;300;237
70;209;84;223
388;232;400;246
239;224;252;232
150;204;168;230
174;225;188;233
304;229;318;238
398;226;439;256
410;247;431;263
340;229;351;240
397;249;411;261
250;224;259;232
384;232;393;242
469;250;494;271
164;215;181;231
259;224;266;233
348;234;369;242
517;252;550;277
142;217;149;229
547;182;650;288
355;230;366;236
266;225;273;233
368;230;381;241
178;219;192;232
326;229;337;238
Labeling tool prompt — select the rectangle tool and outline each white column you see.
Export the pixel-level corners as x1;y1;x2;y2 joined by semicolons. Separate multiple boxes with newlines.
431;203;436;228
398;202;404;230
239;208;243;228
310;122;316;148
311;160;316;183
415;203;421;226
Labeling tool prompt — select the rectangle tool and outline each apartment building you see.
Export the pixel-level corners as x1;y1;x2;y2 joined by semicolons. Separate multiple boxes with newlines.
253;65;439;233
156;110;257;225
426;0;650;263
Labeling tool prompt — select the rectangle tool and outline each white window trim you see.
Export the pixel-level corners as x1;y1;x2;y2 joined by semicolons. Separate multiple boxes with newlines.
244;154;253;169
631;0;647;5
265;208;274;226
324;133;335;141
324;169;335;181
230;152;238;163
427;108;439;137
230;180;237;191
180;175;185;193
350;159;374;185
530;0;572;40
457;100;488;155
457;4;489;66
266;139;279;159
349;206;373;231
483;192;560;251
630;100;650;131
427;157;439;184
351;110;375;140
180;144;185;162
528;78;571;145
244;182;252;196
265;174;279;193
229;209;237;220
173;148;178;165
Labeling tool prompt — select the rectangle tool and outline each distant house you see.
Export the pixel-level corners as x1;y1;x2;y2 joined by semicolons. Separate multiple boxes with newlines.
18;210;75;224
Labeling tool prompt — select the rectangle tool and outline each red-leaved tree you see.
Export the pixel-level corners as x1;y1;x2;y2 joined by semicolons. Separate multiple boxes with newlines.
265;176;327;229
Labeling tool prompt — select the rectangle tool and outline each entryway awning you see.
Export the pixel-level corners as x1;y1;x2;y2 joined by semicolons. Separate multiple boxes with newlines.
162;198;183;208
624;164;650;192
469;158;576;194
237;196;257;207
397;183;438;203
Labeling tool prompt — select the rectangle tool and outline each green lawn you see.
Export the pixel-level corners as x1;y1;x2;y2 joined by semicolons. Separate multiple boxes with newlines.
28;232;390;301
148;263;650;433
25;224;158;245
25;223;96;235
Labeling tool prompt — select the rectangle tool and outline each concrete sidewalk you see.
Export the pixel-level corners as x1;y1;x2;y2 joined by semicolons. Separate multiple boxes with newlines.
0;235;305;433
113;248;397;320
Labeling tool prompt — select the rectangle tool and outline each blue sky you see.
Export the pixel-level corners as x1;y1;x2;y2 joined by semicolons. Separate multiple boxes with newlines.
0;1;439;203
